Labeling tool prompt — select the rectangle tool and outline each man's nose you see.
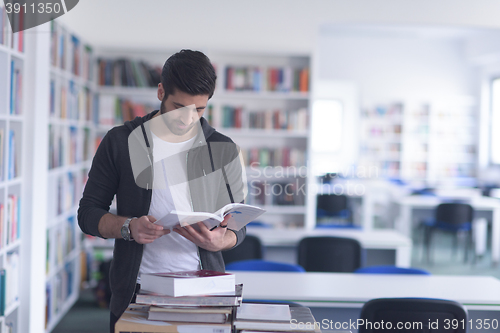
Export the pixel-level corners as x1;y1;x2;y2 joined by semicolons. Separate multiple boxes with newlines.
180;109;195;124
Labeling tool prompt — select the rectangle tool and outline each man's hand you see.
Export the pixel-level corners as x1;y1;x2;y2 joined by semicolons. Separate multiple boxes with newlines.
173;215;236;252
130;215;170;244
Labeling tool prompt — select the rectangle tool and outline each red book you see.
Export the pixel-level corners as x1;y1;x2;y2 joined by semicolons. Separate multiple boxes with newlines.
299;68;309;92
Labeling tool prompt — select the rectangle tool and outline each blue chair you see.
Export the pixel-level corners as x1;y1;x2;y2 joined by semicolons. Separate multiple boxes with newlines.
359;298;467;333
355;265;430;275
316;224;362;230
422;203;474;264
225;259;305;272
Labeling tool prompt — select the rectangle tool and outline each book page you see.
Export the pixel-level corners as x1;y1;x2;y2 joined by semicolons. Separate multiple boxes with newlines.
154;211;222;231
217;204;266;231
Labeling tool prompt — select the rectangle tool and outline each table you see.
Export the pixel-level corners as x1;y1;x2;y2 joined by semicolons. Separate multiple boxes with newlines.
395;195;500;264
232;272;500;333
246;227;412;267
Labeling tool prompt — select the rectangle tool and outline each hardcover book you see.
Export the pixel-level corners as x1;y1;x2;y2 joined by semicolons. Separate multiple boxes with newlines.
136;284;243;307
140;270;235;297
115;305;232;333
147;305;233;323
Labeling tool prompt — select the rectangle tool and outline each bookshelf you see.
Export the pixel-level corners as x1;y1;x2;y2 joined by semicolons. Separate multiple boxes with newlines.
359;99;477;184
43;20;96;333
0;3;24;333
208;53;310;229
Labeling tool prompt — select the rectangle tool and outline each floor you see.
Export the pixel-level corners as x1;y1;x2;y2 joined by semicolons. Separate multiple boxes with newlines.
51;230;500;333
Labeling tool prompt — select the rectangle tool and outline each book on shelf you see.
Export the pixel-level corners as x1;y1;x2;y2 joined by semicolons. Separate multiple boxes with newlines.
59;26;66;70
234;306;320;332
97;58;161;87
0;269;5;316
10;59;22;115
4;4;23;52
136;284;243;307
0;3;6;47
5;251;19;311
50;21;58;66
45;282;51;328
224;66;309;93
154;202;265;232
82;45;93;81
242;148;306;168
115;304;232;333
220;107;308;131
147;305;233;323
4;194;20;247
97;95;154;126
8;130;17;179
70;35;80;76
140;270;235;297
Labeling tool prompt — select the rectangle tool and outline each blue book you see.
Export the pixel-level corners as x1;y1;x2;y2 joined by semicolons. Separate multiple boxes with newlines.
8;130;14;179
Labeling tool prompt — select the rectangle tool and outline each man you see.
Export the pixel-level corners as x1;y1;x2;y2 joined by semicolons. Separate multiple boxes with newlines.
78;50;247;333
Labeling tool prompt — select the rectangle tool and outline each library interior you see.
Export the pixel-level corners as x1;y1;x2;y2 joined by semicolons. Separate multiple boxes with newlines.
3;0;500;333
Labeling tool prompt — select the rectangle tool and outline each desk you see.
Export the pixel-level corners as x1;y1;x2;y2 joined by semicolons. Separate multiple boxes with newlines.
246;228;412;267
396;195;500;264
232;272;500;333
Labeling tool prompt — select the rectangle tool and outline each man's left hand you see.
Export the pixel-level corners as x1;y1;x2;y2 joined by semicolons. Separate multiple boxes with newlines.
173;215;236;252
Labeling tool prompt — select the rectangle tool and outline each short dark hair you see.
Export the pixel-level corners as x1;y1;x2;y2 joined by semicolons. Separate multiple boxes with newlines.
161;49;217;99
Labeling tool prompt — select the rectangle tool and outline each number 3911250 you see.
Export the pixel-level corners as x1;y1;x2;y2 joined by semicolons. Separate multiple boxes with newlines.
5;2;63;14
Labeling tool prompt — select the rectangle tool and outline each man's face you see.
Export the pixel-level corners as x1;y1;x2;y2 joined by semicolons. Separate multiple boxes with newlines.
159;88;209;136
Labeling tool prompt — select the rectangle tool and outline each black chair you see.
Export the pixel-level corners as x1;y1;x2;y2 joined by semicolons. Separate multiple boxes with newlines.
422;203;474;264
222;235;263;265
316;194;351;226
359;298;467;333
297;236;362;272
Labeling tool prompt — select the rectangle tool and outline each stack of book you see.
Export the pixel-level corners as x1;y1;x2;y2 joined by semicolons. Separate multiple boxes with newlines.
115;269;320;333
116;270;241;332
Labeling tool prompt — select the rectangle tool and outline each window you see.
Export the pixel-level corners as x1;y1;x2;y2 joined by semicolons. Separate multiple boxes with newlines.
311;99;343;153
491;78;500;164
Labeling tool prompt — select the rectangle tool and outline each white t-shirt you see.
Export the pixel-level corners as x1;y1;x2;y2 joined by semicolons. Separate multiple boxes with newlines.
138;133;200;282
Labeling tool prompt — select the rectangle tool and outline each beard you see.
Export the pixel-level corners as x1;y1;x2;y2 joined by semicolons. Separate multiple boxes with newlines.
159;99;197;136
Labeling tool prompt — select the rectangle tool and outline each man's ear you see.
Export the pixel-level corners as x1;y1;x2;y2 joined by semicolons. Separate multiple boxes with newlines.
157;83;165;101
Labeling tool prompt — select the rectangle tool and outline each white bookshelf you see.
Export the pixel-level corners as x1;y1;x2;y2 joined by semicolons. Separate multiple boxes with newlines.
359;99;477;184
0;3;24;332
208;52;310;229
42;20;96;333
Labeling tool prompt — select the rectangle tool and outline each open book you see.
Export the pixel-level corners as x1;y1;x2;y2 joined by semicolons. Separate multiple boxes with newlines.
154;203;265;231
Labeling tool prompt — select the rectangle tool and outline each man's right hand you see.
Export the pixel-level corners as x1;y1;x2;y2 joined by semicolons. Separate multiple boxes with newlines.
129;215;170;244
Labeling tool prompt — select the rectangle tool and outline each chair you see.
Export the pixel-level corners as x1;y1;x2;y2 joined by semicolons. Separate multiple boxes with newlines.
297;236;363;272
226;259;305;272
316;194;351;225
359;298;467;333
222;235;263;265
355;265;430;275
422;203;474;264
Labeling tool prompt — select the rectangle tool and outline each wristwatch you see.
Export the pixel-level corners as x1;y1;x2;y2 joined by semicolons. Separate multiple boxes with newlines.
121;217;135;241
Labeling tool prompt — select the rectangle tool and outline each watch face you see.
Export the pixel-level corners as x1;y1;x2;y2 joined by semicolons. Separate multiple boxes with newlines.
121;224;129;240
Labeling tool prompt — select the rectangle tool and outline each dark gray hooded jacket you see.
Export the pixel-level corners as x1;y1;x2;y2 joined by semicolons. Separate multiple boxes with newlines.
78;110;247;318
